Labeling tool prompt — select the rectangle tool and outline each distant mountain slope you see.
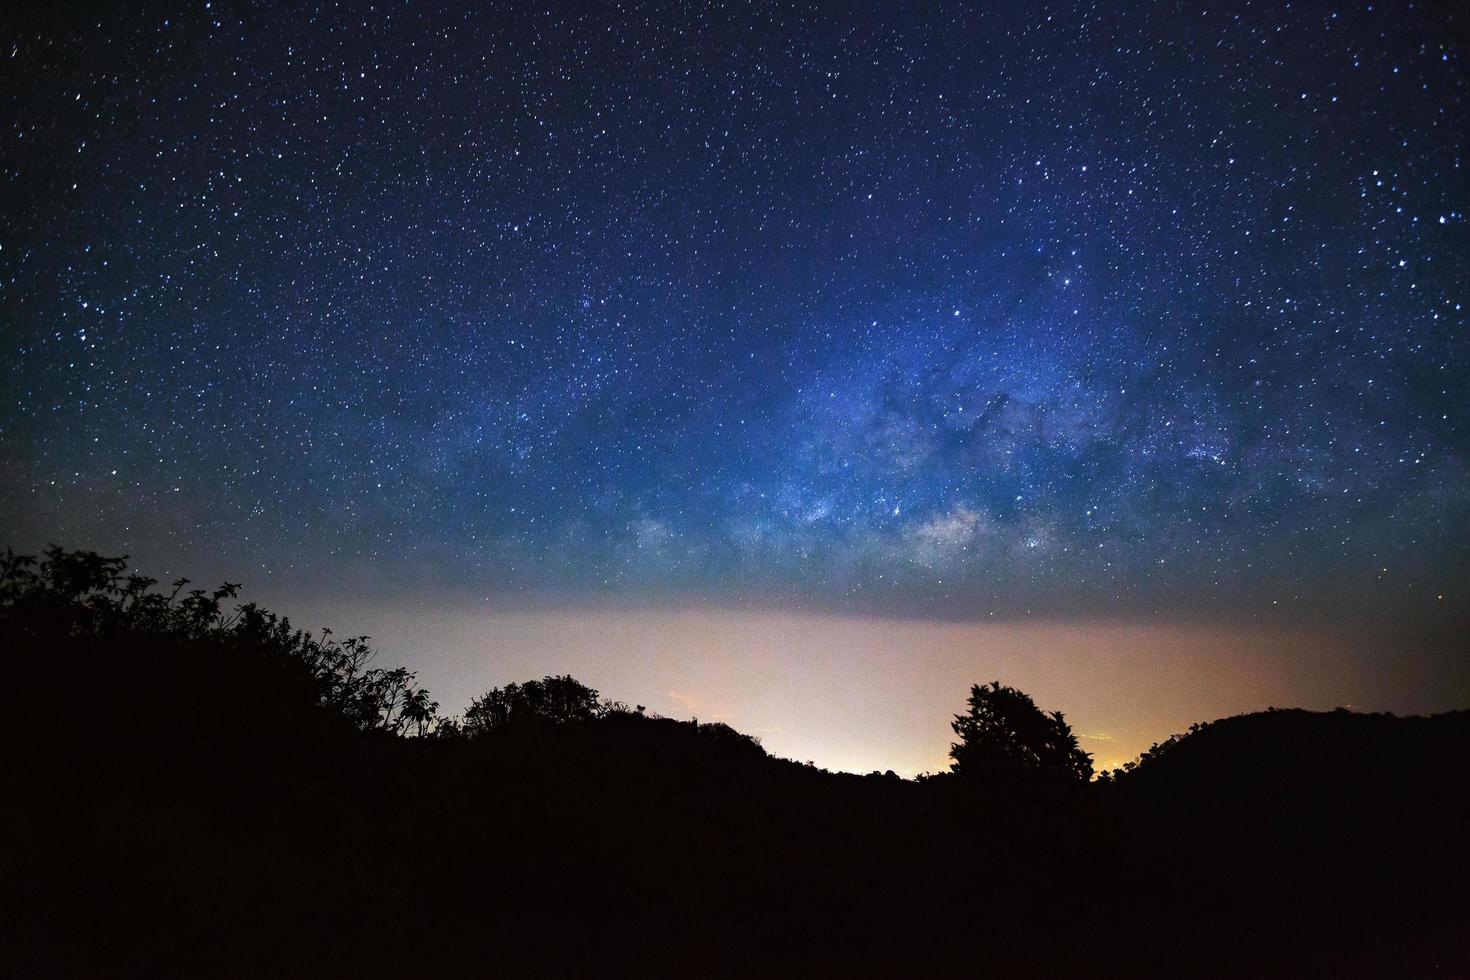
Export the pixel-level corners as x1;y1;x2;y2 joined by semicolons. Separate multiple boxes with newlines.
1112;706;1470;810
1099;707;1470;979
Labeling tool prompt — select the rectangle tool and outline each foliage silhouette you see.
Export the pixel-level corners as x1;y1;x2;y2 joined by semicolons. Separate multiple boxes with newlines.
0;546;439;735
949;680;1093;782
6;545;1469;978
463;674;607;733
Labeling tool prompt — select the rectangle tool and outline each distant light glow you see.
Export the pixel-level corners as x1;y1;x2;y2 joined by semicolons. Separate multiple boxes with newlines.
277;603;1470;775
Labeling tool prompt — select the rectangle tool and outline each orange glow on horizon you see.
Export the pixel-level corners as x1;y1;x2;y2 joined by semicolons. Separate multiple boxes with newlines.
279;602;1468;776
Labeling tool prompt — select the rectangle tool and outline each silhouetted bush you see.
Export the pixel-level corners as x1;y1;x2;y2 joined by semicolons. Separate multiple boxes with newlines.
1095;723;1203;782
693;720;766;757
0;546;439;735
462;673;607;734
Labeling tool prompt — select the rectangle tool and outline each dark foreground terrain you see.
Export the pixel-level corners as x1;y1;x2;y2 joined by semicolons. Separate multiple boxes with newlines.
5;550;1469;978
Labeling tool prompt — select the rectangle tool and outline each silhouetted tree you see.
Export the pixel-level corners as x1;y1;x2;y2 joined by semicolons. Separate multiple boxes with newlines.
463;674;604;734
0;546;440;735
949;681;1092;782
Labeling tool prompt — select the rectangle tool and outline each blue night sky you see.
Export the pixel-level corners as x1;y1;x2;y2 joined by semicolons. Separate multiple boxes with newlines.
3;2;1467;757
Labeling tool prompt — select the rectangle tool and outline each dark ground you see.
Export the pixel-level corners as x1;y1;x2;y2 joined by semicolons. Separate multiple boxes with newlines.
6;582;1469;978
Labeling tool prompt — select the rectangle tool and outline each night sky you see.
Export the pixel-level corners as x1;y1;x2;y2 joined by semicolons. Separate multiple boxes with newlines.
3;2;1467;772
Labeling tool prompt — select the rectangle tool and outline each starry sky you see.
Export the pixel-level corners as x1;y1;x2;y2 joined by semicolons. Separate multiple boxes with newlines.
3;2;1467;770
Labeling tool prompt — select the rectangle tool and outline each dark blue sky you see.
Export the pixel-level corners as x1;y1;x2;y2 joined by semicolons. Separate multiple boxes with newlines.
3;1;1466;640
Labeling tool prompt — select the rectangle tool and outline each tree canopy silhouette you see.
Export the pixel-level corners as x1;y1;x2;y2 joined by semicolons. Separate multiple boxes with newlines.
463;674;608;734
949;681;1093;782
0;546;440;735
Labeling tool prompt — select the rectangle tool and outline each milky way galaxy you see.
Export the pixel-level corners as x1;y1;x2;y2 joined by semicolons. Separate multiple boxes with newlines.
3;3;1467;765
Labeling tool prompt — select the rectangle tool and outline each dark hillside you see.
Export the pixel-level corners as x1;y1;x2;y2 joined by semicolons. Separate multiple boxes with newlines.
1104;708;1470;976
5;550;1468;978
